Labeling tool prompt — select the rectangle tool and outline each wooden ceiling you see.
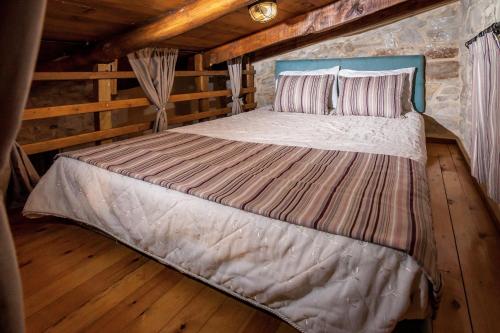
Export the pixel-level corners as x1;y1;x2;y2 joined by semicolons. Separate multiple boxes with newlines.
42;0;334;55
39;0;455;68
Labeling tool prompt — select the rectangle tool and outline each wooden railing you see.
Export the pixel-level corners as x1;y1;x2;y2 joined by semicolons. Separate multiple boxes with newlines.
21;59;256;155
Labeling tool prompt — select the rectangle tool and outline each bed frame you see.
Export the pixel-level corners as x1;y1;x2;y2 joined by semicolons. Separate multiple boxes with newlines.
276;55;426;113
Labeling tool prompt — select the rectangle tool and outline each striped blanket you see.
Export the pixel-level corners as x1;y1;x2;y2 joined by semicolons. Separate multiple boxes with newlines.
60;131;439;292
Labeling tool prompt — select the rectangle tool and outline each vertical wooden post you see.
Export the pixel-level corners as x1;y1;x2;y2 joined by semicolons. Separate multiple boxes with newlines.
213;76;224;110
195;54;210;121
245;62;255;110
110;59;118;96
94;63;114;144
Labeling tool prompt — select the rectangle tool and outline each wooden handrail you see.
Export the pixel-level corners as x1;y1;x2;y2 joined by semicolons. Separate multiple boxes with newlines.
23;88;256;121
22;103;257;155
23;98;150;121
32;70;256;81
22;122;152;155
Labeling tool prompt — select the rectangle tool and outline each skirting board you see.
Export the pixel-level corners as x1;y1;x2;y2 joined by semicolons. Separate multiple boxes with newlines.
426;136;500;230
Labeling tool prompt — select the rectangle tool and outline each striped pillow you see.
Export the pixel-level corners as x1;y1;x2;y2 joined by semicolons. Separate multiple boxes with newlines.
274;75;335;115
337;73;408;118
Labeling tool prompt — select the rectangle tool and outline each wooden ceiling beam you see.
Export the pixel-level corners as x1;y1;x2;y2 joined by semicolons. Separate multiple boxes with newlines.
252;0;456;62
204;0;453;66
41;0;255;71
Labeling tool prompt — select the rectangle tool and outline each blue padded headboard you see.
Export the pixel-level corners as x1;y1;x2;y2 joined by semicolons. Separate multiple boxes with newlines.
275;55;426;113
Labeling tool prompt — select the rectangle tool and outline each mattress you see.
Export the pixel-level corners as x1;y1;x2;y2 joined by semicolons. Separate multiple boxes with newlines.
24;107;432;333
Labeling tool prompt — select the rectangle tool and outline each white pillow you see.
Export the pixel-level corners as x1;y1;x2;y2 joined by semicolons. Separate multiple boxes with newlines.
338;68;416;114
276;66;341;109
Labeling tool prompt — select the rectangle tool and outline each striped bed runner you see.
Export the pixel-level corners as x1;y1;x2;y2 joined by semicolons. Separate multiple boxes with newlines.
60;131;440;295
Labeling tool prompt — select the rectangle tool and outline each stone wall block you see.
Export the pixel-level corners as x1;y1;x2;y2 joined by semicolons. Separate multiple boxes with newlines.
426;61;460;80
425;47;459;59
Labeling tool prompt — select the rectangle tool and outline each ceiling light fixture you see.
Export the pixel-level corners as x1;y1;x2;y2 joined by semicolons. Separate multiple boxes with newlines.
249;0;277;24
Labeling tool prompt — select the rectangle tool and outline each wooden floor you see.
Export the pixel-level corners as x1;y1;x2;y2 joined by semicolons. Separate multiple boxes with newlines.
9;143;500;333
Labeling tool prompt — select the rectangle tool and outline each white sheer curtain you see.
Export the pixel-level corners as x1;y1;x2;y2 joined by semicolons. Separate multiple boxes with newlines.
227;57;244;115
469;31;500;202
127;48;178;132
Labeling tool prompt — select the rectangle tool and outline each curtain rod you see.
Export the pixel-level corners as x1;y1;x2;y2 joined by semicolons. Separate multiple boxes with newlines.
465;22;500;48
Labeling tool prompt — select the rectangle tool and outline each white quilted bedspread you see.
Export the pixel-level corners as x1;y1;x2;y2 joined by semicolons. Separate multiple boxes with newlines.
24;107;430;333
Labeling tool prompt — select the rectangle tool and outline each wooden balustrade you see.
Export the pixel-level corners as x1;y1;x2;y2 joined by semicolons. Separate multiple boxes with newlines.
22;58;256;155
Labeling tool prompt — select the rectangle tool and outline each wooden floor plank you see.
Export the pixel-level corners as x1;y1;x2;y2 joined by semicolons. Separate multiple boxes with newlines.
12;222;61;246
10;142;500;333
276;322;301;333
426;144;472;333
17;226;94;265
21;235;112;298
17;228;94;270
20;231;103;296
448;145;499;239
125;277;205;333
27;253;146;332
441;145;500;333
24;242;130;316
83;269;184;332
240;310;282;333
45;260;165;332
198;298;257;333
14;223;76;253
158;286;227;333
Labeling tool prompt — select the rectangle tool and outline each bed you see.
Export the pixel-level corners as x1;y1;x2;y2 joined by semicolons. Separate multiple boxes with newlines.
24;56;439;333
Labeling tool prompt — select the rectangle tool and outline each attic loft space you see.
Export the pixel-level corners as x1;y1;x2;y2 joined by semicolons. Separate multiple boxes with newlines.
1;1;499;333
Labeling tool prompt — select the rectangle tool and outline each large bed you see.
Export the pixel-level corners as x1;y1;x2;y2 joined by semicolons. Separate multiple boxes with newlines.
24;56;439;333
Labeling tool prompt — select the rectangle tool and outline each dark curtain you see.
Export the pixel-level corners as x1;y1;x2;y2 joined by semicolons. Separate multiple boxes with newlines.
0;1;47;332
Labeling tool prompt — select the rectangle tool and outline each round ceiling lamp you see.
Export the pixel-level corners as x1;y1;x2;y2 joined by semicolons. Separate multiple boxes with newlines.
249;0;277;23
